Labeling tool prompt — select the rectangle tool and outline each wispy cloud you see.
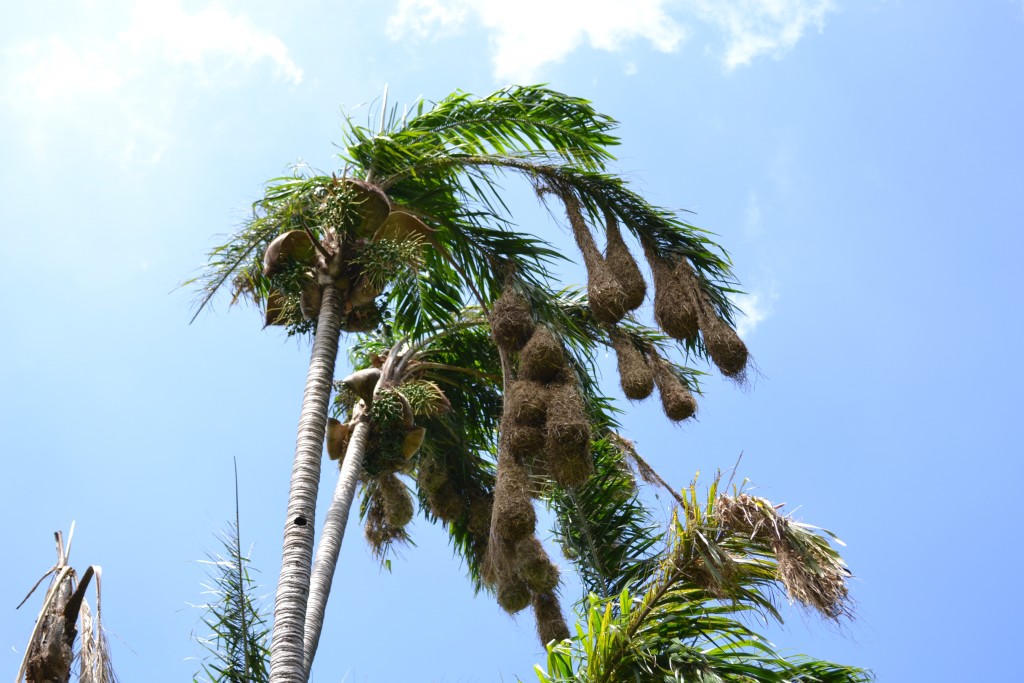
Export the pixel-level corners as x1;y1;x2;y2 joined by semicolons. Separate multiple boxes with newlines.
386;0;686;82
730;283;779;337
683;0;835;69
385;0;836;80
2;0;301;166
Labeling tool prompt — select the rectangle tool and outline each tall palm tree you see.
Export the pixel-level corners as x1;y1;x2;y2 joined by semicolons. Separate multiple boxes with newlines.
191;86;829;681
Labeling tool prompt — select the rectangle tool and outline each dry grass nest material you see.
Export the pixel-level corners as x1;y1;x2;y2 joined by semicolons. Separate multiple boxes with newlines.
496;576;531;614
364;490;409;557
492;458;537;544
700;311;749;379
505;380;549;426
585;259;629;325
519;327;566;382
651;355;697;422
490;289;536;351
516;536;560;593
532;591;571;646
610;331;654;400
504;422;546;463
604;216;646;311
648;254;700;342
717;494;852;620
376;472;414;527
544;382;593;486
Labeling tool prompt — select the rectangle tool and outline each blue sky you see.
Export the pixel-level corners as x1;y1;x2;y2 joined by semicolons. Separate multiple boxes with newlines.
1;1;1021;680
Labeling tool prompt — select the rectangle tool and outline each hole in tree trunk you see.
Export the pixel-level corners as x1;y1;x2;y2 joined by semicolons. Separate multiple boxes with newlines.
294;516;307;526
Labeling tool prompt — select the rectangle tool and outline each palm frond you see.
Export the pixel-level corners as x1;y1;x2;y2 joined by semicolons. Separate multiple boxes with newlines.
193;522;270;683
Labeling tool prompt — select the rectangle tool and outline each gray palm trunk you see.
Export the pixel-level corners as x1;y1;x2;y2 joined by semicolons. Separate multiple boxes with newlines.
269;282;343;683
302;419;370;677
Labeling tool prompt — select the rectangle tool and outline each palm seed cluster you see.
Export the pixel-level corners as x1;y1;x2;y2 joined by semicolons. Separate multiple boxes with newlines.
328;368;438;555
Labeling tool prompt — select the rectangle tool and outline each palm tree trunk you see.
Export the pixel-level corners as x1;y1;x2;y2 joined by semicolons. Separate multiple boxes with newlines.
302;419;370;678
269;283;343;683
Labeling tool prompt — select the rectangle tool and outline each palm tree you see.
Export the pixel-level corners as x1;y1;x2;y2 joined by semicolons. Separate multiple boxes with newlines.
191;86;845;681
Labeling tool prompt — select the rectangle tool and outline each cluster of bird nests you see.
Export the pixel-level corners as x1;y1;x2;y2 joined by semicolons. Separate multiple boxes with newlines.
486;290;595;645
551;181;749;382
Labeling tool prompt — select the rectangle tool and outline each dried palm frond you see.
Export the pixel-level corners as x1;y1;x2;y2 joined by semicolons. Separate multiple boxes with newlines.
717;493;852;620
17;527;118;683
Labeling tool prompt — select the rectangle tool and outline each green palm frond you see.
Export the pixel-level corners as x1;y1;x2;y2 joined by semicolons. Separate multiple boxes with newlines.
548;438;664;599
344;85;618;180
193;526;270;683
532;475;870;683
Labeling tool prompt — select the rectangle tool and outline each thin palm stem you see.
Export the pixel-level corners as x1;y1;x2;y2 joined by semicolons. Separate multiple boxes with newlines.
302;419;371;679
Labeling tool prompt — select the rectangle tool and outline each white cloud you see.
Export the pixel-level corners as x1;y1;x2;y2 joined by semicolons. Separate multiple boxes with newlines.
730;284;779;337
682;0;835;69
386;0;686;82
2;0;301;166
122;0;302;85
386;0;836;79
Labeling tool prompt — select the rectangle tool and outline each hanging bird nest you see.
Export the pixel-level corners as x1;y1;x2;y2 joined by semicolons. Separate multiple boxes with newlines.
496;575;532;614
364;488;409;557
604;213;646;312
544;382;593;487
651;353;697;422
519;327;566;382
426;480;466;522
505;380;549;426
555;184;628;324
490;289;536;351
376;472;415;527
467;491;494;537
609;329;654;400
532;590;571;646
515;536;560;593
504;422;547;463
491;458;537;544
585;261;629;326
699;306;749;379
416;450;449;494
416;451;467;522
648;253;700;343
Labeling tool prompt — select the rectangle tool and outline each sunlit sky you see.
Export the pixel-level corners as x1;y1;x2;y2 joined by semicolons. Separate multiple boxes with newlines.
2;1;1021;681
